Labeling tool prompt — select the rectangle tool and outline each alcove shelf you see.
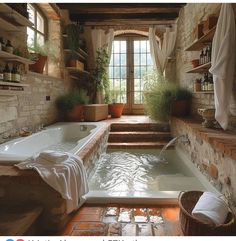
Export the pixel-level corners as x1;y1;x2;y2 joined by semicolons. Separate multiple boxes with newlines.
186;62;211;73
0;51;34;65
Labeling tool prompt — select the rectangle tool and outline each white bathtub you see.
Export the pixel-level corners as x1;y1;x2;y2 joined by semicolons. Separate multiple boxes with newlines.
0;122;106;165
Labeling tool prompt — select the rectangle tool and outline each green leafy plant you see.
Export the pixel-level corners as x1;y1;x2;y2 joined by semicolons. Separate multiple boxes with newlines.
28;40;57;63
143;71;192;122
109;86;126;104
65;24;80;53
56;89;89;114
91;46;110;103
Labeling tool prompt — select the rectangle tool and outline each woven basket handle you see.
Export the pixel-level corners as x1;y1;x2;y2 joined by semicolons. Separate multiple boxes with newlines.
178;191;185;202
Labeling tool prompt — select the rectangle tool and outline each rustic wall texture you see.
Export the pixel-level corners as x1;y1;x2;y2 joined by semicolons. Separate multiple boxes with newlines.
175;3;236;119
0;8;67;142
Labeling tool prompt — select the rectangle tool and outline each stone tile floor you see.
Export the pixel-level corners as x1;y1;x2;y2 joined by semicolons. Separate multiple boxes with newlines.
61;204;182;236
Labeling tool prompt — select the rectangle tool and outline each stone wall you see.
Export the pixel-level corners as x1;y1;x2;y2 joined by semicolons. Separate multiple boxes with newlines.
175;3;236;119
0;5;68;142
171;118;236;205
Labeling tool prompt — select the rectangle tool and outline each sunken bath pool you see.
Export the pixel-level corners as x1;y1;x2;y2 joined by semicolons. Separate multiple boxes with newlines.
86;148;218;204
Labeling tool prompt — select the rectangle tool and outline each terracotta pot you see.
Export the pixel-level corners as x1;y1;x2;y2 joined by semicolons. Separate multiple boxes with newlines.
172;100;190;117
66;105;84;121
29;54;47;73
108;103;125;118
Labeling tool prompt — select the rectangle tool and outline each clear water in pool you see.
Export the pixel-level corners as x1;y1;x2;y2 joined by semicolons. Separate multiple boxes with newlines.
88;150;206;192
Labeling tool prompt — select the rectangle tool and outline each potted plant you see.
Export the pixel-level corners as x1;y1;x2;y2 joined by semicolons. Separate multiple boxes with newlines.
28;41;57;73
90;46;110;104
56;89;89;121
143;71;192;122
108;87;125;118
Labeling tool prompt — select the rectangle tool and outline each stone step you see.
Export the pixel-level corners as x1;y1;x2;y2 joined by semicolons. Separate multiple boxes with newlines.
107;141;173;149
108;131;171;143
0;204;43;235
110;123;170;132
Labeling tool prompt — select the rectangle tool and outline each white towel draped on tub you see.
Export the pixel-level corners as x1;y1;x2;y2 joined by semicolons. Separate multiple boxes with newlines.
15;150;89;214
192;192;228;225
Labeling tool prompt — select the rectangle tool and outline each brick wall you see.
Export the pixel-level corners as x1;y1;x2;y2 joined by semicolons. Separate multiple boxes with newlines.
175;3;236;120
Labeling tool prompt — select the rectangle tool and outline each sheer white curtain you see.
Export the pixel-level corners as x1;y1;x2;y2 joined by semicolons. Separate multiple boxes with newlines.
91;28;114;62
209;3;235;130
149;26;177;74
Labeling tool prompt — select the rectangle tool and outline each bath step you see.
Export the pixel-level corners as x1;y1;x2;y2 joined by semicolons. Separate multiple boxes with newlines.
107;141;174;149
0;203;43;235
108;131;171;142
110;123;170;132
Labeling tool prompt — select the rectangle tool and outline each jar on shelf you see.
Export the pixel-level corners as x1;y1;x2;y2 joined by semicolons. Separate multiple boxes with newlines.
194;78;202;92
0;66;4;81
3;63;12;82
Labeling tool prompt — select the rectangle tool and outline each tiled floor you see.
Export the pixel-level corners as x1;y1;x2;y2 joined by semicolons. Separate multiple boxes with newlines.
61;204;182;236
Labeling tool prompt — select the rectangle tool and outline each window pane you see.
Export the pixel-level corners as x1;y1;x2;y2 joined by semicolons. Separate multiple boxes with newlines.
141;41;147;52
37;12;44;33
113;41;120;53
120;41;126;53
121;67;126;79
141;54;146;65
109;66;113;78
134;66;140;79
134;41;140;53
114;67;120;78
27;4;35;25
109;55;114;66
27;27;35;47
134;53;140;65
134;79;141;91
147;54;152;65
114;54;120;66
141;66;147;77
37;33;45;45
120;54;126;66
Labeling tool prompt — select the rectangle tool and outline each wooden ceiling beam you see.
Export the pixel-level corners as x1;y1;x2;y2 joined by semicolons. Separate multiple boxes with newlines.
70;12;179;22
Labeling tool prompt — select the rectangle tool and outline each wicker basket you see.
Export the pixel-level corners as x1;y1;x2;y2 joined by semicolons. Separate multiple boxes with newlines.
179;191;236;236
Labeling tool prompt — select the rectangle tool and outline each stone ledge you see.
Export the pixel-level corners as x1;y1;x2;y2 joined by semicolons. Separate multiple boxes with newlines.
171;117;236;161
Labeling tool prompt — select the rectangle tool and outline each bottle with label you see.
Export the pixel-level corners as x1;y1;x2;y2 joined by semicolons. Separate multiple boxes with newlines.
0;66;4;81
203;48;208;64
11;65;17;82
201;77;205;91
203;73;209;91
199;50;204;65
16;66;21;83
3;63;11;82
208;45;212;63
208;74;214;91
5;40;13;54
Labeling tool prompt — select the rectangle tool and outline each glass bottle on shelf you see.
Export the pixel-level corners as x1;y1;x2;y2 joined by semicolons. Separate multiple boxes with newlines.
203;73;209;91
3;63;11;82
5;40;13;54
201;77;205;91
16;66;21;83
199;50;204;65
0;66;4;81
203;47;208;64
208;45;212;63
11;65;17;82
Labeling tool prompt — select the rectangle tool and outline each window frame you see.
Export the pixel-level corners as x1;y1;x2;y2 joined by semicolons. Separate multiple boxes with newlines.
27;3;47;47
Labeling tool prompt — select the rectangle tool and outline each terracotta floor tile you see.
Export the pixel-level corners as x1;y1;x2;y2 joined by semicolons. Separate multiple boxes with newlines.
77;206;105;215
161;207;180;221
121;223;137;236
153;224;165;236
71;214;103;222
137;223;153;236
74;222;106;230
61;222;76;235
71;229;106;236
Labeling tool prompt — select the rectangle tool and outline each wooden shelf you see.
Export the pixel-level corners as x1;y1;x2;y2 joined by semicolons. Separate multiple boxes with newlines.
64;48;88;60
185;26;216;51
194;91;214;94
0;4;33;27
186;62;211;73
0;51;34;65
0;90;24;95
0;17;20;32
0;81;29;87
66;67;90;75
